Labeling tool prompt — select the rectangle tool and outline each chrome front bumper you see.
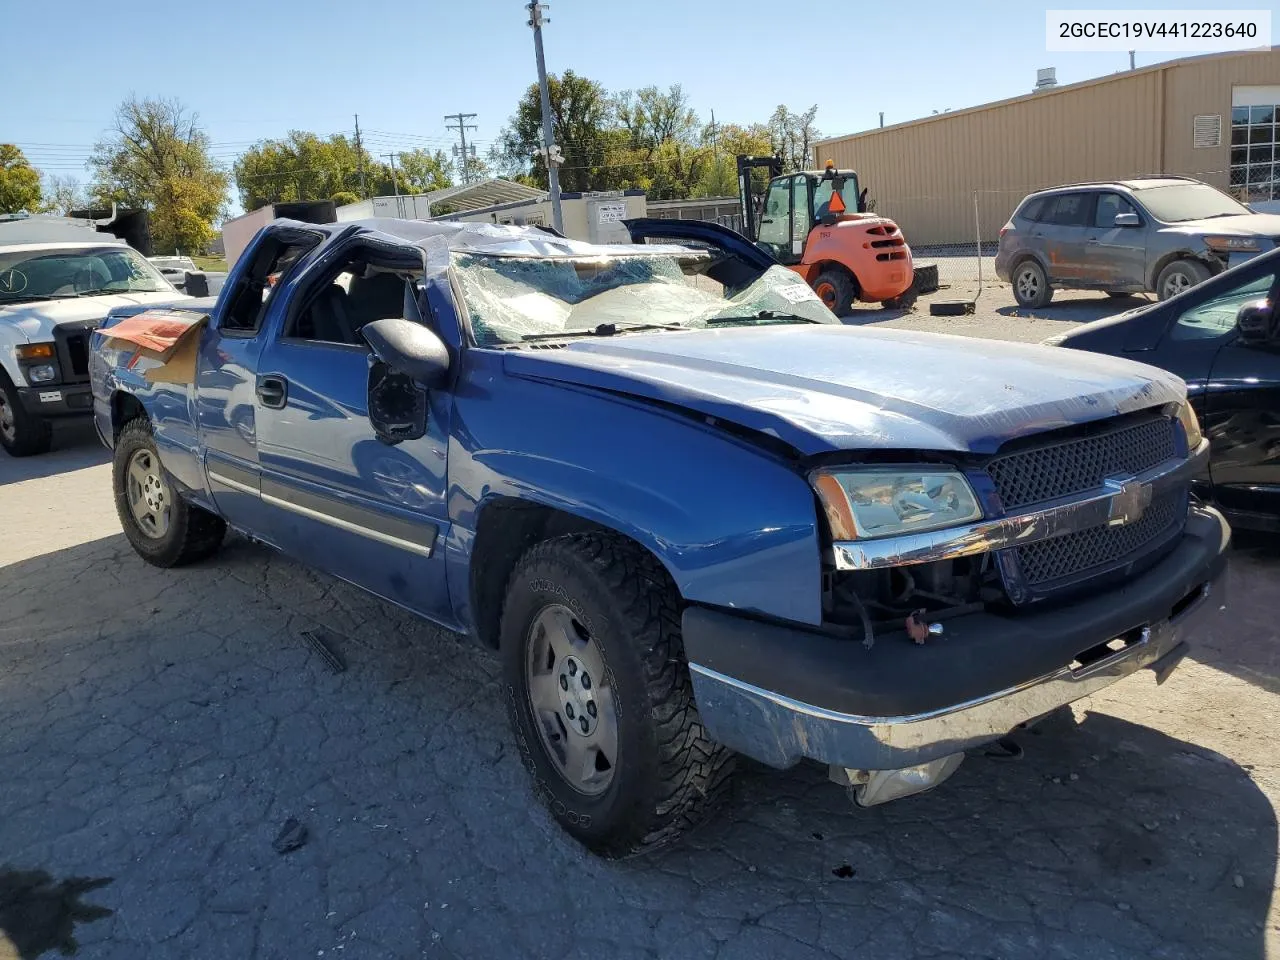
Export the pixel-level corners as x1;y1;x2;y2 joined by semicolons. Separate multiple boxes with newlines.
686;507;1227;773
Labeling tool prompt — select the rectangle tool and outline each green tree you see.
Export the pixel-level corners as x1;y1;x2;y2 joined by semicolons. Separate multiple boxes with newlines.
768;104;821;171
89;97;228;254
0;145;43;214
234;131;374;210
397;148;453;193
493;71;618;193
691;122;772;198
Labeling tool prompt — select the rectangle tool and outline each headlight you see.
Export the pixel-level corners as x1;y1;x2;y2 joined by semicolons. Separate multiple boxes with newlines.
1177;402;1203;448
1204;236;1259;253
812;469;983;540
27;363;57;383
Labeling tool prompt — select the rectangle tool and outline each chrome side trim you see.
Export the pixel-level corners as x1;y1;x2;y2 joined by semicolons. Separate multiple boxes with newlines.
832;439;1207;570
208;471;259;497
259;490;435;558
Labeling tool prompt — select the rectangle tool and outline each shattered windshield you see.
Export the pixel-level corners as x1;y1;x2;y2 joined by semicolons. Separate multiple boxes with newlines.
451;251;839;347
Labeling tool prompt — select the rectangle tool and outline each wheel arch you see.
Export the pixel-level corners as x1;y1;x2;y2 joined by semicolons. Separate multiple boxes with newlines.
467;497;672;651
1147;250;1217;292
807;259;860;297
110;389;148;439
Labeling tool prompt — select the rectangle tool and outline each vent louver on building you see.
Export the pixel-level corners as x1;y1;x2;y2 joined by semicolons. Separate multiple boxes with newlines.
1192;115;1222;149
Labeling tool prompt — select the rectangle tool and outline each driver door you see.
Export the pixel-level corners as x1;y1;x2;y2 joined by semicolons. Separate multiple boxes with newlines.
252;245;453;621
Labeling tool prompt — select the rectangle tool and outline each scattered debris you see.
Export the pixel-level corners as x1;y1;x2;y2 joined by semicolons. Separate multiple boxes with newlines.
1069;773;1079;781
1233;874;1245;889
1052;777;1062;785
272;818;308;854
831;864;856;879
1143;821;1159;832
747;866;757;873
301;629;347;674
811;831;824;841
906;610;931;644
1117;902;1131;912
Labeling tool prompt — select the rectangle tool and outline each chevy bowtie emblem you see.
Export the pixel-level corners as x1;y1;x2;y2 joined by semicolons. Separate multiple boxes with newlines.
1105;477;1153;527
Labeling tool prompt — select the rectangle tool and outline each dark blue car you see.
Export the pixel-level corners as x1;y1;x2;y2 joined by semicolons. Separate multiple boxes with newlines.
91;217;1228;856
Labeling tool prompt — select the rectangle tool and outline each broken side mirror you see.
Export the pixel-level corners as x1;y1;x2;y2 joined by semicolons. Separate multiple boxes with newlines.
362;313;449;445
1114;212;1141;227
1235;299;1276;345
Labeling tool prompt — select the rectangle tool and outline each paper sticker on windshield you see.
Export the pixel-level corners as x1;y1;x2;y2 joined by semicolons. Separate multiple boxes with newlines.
778;284;821;304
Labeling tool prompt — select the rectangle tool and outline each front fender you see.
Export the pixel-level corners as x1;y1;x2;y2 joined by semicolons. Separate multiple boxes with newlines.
448;355;825;627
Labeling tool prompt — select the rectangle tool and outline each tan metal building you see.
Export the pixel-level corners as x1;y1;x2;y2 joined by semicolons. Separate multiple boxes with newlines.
815;48;1280;247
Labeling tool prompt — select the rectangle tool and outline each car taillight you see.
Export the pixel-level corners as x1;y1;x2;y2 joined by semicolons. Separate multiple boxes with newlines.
998;226;1009;239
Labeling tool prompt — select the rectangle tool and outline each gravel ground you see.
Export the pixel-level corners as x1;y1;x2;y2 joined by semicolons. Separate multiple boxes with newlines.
1;297;1277;960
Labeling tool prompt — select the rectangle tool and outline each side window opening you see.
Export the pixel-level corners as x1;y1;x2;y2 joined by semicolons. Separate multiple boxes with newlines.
221;235;319;334
286;253;421;346
1043;193;1094;226
1094;193;1138;228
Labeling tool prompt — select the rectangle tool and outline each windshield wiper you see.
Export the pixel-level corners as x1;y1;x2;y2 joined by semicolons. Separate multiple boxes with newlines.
0;294;55;304
521;321;686;341
705;310;822;326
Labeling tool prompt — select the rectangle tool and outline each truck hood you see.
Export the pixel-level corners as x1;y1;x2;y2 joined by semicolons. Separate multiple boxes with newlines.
1169;212;1280;236
0;291;192;342
502;325;1185;456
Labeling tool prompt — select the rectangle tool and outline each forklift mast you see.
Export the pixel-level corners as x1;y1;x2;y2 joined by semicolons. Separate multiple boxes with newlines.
736;154;783;240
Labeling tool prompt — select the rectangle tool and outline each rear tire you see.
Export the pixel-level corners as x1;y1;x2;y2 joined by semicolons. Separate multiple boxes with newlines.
812;268;855;316
1012;259;1052;308
1156;259;1211;301
113;418;226;567
502;532;734;858
0;374;53;457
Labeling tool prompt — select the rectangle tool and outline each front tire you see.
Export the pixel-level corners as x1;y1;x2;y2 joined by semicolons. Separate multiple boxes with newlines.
1012;259;1052;308
113;418;226;567
502;533;734;858
812;268;855;316
0;374;53;457
1156;259;1211;301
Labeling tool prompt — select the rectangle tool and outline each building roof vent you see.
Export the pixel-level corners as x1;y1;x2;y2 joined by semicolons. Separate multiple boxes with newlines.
1035;67;1058;90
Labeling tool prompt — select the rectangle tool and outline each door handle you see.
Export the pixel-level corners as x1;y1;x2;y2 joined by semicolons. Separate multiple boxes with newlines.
256;375;287;409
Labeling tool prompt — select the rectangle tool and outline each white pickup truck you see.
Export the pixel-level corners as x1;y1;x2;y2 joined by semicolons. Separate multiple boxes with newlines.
0;215;191;456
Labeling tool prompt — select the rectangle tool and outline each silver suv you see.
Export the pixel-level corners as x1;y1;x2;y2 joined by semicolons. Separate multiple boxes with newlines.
995;177;1280;308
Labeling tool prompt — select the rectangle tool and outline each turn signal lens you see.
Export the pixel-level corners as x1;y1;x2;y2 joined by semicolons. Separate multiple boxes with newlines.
1177;402;1204;449
16;342;54;360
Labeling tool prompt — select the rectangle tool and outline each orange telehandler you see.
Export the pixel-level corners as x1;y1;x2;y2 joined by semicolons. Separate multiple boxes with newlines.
736;155;916;312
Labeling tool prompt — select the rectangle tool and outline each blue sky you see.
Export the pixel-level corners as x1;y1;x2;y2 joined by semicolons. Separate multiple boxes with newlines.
4;0;1270;213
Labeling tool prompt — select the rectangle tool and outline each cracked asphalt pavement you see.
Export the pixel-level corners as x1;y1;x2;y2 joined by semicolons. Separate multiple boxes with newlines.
2;407;1279;959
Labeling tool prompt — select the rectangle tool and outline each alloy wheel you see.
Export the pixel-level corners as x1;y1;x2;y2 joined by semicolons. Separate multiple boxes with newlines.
524;603;618;796
125;448;172;539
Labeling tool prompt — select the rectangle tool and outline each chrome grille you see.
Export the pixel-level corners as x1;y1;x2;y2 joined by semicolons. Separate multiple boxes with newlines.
1013;489;1186;587
987;416;1176;511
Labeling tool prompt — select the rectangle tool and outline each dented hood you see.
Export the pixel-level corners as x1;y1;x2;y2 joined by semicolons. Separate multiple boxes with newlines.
502;325;1185;456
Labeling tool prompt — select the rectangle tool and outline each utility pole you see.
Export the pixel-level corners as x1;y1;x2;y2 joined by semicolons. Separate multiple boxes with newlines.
381;154;400;196
444;111;479;184
526;0;563;234
879;111;884;128
354;114;367;199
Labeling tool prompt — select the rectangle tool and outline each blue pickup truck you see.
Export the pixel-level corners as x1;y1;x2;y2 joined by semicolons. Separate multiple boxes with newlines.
91;217;1229;857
